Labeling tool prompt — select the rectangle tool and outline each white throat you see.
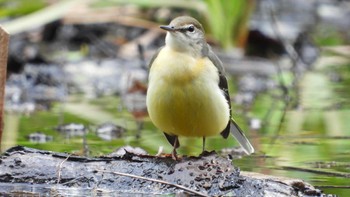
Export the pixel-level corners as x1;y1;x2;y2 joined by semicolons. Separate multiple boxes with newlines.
165;32;202;58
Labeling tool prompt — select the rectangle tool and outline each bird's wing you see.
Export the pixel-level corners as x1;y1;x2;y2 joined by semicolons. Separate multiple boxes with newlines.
218;73;231;139
206;44;225;73
207;45;254;155
207;45;230;139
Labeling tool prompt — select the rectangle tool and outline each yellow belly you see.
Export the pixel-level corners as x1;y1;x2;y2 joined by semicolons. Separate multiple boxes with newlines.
146;47;229;137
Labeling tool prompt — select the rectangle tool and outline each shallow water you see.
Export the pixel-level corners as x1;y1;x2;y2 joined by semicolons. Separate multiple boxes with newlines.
2;55;350;196
2;111;349;196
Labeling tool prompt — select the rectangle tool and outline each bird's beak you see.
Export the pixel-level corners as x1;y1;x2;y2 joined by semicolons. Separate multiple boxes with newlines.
160;25;176;32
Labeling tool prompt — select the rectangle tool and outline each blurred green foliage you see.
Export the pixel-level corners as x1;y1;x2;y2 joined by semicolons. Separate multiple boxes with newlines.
0;0;46;18
92;0;255;50
314;27;348;46
203;0;255;50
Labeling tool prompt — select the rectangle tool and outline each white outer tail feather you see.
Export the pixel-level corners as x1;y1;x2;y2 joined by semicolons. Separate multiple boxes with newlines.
230;119;255;155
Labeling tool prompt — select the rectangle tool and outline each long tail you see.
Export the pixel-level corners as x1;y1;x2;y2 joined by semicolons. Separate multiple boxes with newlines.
230;119;255;155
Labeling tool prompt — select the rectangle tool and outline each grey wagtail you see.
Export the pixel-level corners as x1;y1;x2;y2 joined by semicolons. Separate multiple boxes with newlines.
146;16;254;159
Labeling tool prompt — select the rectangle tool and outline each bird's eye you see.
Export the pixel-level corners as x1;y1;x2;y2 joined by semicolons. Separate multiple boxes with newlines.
188;25;195;32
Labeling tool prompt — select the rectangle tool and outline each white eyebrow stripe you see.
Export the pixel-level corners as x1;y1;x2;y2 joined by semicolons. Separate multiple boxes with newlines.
184;24;194;28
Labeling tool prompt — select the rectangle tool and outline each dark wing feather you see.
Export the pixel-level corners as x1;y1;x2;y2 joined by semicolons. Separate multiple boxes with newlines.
207;44;254;154
219;73;231;139
206;45;231;139
163;133;179;148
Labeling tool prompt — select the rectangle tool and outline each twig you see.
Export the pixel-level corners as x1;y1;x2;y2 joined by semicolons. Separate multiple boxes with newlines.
281;166;350;178
262;60;290;136
56;154;72;184
315;185;350;189
269;61;292;144
263;0;304;138
60;176;85;186
266;1;301;68
96;169;208;197
266;0;304;99
269;99;290;145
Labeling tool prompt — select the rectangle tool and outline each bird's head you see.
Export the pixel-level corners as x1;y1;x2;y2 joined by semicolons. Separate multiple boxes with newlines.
160;16;207;57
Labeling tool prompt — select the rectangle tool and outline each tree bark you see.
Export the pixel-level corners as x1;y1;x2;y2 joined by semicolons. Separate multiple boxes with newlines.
0;27;9;151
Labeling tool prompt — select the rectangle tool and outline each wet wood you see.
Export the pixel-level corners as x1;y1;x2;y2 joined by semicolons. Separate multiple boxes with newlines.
0;146;324;196
0;27;9;151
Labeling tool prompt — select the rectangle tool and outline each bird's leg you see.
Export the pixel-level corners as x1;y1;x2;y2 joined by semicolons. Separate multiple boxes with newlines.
171;136;179;160
202;137;206;154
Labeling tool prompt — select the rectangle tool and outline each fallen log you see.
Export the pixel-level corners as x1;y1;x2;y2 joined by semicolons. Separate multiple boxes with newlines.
0;146;323;196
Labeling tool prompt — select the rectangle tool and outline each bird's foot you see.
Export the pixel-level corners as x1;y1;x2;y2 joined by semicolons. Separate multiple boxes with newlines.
171;149;179;160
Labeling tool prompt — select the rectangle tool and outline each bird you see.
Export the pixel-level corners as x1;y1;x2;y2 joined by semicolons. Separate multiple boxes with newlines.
146;16;254;159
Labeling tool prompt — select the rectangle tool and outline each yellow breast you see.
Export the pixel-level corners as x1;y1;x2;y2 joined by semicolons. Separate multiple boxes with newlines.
146;47;230;137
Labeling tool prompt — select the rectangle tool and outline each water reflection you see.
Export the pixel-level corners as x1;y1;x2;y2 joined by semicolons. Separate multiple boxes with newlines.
4;108;349;195
3;55;350;196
